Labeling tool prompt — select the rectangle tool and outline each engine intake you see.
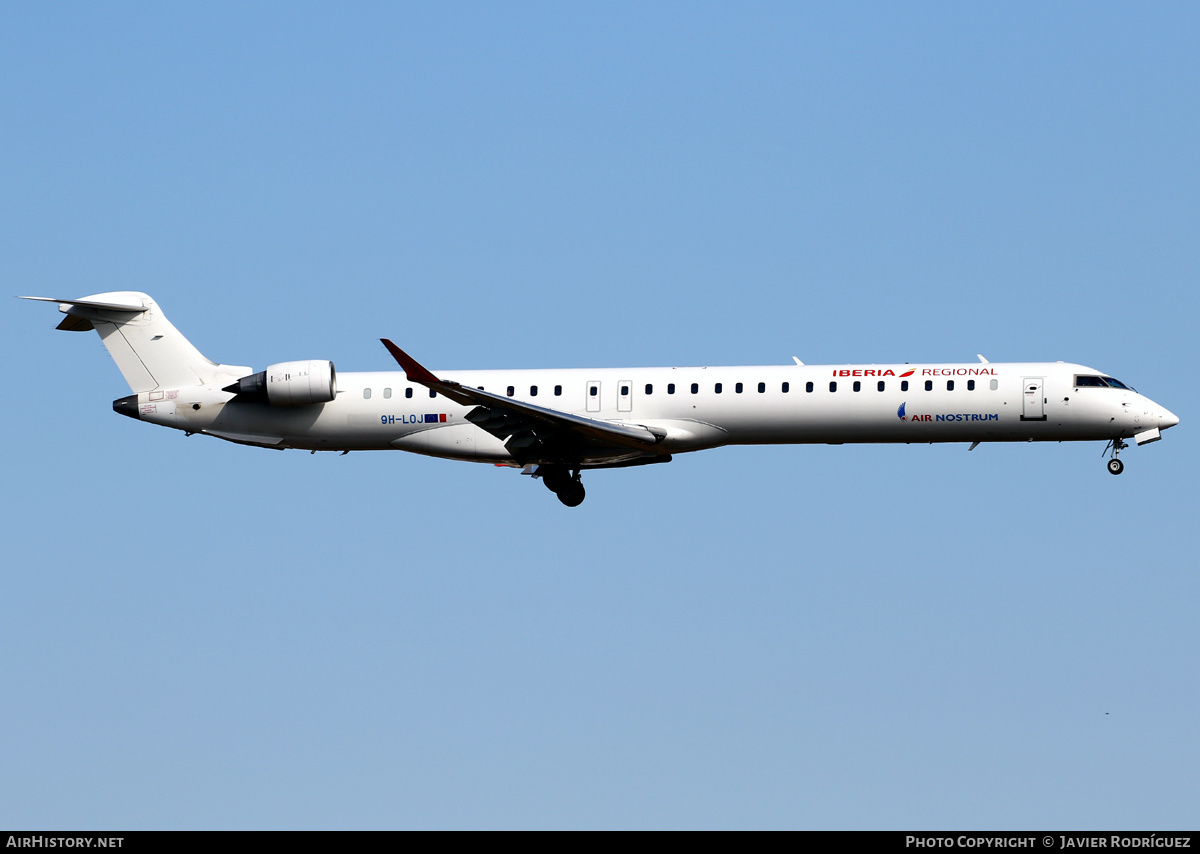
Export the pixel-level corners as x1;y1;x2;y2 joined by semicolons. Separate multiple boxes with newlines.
224;360;337;406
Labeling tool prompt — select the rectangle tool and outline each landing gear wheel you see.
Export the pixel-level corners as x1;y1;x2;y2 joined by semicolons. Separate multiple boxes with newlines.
540;465;570;494
1107;458;1124;475
557;481;586;507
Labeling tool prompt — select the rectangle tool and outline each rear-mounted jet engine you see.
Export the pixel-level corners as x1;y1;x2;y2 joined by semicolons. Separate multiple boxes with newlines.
224;360;336;406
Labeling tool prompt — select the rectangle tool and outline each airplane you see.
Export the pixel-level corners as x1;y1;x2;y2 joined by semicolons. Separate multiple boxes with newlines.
23;292;1180;506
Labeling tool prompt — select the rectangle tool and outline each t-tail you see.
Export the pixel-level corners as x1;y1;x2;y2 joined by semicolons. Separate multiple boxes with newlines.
20;292;250;393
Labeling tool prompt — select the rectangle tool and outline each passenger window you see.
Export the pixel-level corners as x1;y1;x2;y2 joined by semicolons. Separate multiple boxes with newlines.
990;379;998;390
877;381;885;392
507;386;515;397
758;382;766;393
554;385;562;396
530;385;538;396
405;388;413;399
829;381;837;392
853;381;861;392
735;382;743;393
947;380;954;391
429;389;436;398
967;380;975;391
901;380;909;392
363;388;372;399
806;382;813;393
924;380;933;391
383;388;392;399
782;382;790;393
668;383;676;394
645;384;653;395
715;383;723;394
691;383;698;394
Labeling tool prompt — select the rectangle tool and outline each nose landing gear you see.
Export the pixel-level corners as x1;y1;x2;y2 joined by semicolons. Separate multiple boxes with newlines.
1103;439;1128;475
537;464;587;506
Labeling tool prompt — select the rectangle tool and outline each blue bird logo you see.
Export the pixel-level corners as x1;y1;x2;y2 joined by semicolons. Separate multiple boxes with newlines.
897;402;906;421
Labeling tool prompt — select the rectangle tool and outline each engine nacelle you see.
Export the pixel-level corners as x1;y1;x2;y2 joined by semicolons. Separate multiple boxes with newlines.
224;360;337;406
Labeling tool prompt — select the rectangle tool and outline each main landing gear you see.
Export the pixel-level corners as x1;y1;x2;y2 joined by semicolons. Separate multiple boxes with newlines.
1103;438;1127;475
538;464;586;507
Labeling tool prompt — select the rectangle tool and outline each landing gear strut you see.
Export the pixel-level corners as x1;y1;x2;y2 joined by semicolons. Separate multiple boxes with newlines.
1104;439;1127;475
538;465;586;507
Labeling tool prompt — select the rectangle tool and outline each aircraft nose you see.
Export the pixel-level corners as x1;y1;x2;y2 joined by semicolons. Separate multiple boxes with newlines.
1159;407;1180;430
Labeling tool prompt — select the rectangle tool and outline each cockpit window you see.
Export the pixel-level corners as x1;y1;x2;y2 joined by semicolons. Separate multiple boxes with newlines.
1075;375;1135;390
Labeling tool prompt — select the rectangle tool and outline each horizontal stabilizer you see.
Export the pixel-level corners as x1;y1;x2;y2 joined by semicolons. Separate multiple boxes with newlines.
56;315;95;332
20;295;148;313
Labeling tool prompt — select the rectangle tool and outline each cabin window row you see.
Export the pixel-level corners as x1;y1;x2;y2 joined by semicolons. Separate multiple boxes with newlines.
515;382;794;396
363;387;438;399
362;378;1001;399
815;379;996;393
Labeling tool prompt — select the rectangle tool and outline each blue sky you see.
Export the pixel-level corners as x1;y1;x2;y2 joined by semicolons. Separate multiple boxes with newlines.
3;2;1197;829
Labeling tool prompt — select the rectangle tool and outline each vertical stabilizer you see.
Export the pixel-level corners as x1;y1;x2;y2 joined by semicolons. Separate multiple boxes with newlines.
21;292;250;393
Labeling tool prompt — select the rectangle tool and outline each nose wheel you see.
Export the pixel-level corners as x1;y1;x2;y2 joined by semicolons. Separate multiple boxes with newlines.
1103;438;1128;475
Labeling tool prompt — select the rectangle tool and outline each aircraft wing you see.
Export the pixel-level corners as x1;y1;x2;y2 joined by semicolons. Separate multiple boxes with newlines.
380;339;667;459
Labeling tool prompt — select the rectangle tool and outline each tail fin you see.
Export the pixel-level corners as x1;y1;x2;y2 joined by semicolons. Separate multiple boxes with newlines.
21;292;250;393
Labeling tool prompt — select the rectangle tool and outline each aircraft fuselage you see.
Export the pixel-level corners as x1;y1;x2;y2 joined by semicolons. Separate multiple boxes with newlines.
25;292;1178;506
127;361;1175;462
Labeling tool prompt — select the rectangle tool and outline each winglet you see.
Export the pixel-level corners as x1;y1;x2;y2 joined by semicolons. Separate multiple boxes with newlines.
977;354;989;364
380;339;441;384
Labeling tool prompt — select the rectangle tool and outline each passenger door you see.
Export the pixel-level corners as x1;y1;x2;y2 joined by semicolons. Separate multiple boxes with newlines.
1021;377;1046;421
617;380;632;413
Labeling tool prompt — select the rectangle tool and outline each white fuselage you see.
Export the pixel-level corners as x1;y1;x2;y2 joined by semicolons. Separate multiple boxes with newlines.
132;360;1178;465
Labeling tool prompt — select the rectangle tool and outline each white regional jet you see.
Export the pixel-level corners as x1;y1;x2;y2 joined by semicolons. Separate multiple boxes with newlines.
24;292;1179;507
